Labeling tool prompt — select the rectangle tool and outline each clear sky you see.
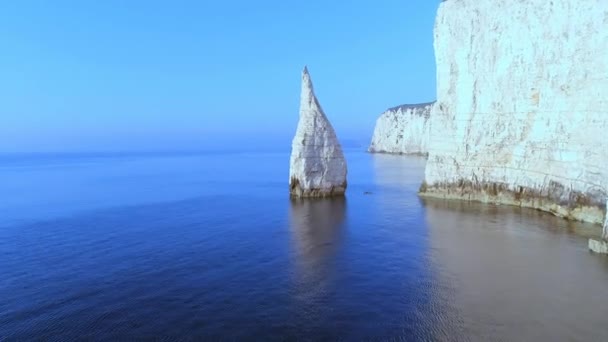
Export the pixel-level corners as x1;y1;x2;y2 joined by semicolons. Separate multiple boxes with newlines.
1;0;440;153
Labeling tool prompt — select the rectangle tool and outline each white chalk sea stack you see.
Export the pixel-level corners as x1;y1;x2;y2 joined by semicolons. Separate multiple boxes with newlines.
368;102;434;155
289;67;347;198
419;0;608;234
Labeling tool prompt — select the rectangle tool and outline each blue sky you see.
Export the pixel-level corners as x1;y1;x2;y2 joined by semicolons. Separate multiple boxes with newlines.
1;0;440;152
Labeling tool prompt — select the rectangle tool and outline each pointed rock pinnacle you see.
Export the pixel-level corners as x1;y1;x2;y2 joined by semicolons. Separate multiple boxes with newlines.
289;67;347;197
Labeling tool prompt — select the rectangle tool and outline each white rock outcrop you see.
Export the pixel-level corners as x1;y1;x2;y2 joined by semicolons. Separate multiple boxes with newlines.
605;202;608;240
420;0;608;230
368;102;434;155
589;201;608;253
289;67;347;197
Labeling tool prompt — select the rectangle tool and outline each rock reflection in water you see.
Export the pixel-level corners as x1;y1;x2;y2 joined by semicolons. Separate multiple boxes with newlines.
288;197;346;306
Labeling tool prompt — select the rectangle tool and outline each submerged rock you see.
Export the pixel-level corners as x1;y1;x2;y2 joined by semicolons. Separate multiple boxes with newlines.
289;67;347;198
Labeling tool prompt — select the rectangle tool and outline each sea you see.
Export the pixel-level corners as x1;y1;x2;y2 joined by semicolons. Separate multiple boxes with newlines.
1;149;607;341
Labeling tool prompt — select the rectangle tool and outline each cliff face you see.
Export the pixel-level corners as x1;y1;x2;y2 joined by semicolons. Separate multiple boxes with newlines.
421;0;608;224
368;103;434;155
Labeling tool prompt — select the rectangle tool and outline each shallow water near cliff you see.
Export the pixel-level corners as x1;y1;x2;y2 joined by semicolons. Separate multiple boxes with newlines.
1;150;607;340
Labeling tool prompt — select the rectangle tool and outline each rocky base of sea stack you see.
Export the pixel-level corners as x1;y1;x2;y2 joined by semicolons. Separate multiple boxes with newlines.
289;179;346;198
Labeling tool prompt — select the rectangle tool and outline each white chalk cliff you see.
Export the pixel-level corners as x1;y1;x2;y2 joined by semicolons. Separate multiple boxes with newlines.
368;102;434;155
289;67;347;197
418;0;608;234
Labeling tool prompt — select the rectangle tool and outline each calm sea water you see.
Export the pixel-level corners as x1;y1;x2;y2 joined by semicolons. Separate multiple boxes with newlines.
1;150;607;341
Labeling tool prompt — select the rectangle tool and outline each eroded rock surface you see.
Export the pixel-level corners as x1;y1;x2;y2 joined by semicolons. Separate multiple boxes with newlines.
289;67;347;197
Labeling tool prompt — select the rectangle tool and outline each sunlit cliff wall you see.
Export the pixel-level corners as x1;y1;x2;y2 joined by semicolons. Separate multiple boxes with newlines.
420;0;608;225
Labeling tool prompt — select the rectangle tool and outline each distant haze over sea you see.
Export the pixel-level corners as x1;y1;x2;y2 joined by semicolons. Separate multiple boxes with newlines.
0;133;370;154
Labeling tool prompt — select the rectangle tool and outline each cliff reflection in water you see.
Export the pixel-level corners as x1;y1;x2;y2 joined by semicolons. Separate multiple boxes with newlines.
289;197;346;296
421;197;608;341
